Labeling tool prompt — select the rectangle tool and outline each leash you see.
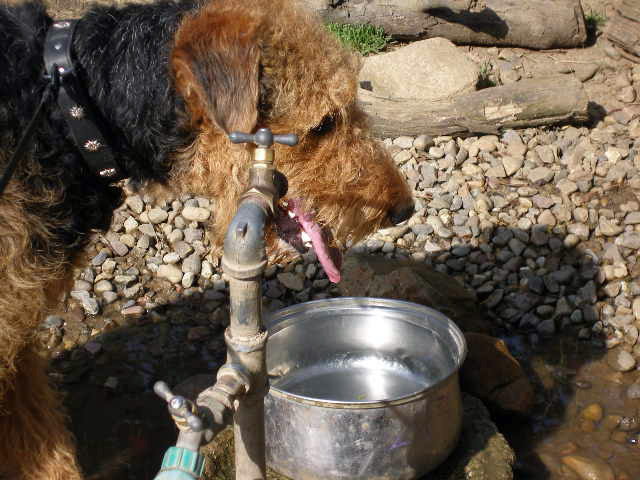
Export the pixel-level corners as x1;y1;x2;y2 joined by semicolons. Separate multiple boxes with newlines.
0;19;125;196
0;75;58;195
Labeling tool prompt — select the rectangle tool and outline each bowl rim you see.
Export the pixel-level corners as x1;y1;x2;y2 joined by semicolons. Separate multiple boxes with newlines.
265;297;467;408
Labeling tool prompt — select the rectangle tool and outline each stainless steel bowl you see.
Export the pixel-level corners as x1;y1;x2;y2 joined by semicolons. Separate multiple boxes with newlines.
264;297;467;480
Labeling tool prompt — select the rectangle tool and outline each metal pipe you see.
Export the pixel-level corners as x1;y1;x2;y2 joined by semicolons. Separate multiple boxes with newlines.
219;128;297;480
222;201;271;480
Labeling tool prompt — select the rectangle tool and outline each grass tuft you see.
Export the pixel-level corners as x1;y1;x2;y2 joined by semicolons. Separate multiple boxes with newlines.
585;10;607;41
476;61;497;89
326;23;391;56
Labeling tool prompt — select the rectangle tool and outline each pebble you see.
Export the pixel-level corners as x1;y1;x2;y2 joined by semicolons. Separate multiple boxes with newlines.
580;403;603;422
561;455;614;480
502;156;523;176
94;280;113;293
121;305;145;317
627;382;640;399
91;251;109;266
148;208;169;224
182;253;202;274
277;273;305;291
182;206;211;222
528;167;554;185
606;348;637;372
43;315;64;329
70;290;99;315
157;264;183;284
125;195;144;214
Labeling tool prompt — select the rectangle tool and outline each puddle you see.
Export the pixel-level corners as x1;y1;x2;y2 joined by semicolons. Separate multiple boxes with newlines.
502;333;640;480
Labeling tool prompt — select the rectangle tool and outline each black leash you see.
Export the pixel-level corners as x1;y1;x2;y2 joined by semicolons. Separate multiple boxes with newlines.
0;72;59;196
0;19;126;197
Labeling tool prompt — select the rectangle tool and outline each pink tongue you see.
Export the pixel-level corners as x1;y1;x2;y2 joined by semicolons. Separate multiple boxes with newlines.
290;201;341;283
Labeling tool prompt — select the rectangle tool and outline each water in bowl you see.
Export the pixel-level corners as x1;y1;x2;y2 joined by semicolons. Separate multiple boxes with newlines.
272;352;434;403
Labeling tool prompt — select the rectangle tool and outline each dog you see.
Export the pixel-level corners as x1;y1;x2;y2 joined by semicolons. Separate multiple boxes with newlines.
0;0;414;477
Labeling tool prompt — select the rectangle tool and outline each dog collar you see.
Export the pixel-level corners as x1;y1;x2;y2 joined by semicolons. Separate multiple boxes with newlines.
43;20;125;181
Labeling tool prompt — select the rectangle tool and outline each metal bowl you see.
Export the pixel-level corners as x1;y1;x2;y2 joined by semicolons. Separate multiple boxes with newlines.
264;297;467;480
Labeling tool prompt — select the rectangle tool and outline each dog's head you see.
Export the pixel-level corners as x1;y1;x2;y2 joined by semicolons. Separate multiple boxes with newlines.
170;0;413;282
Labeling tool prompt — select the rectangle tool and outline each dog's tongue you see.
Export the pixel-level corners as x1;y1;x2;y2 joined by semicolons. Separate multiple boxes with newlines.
289;200;341;283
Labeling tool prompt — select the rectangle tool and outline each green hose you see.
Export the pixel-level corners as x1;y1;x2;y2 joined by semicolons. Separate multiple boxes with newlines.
154;446;205;480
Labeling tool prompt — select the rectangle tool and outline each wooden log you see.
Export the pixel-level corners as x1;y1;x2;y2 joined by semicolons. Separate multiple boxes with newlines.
304;0;587;49
605;0;640;61
358;75;590;138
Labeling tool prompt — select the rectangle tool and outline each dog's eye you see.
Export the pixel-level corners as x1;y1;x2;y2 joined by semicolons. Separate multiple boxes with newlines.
310;114;335;136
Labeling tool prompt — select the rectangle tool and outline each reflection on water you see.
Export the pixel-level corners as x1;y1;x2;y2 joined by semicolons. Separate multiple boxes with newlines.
273;353;431;402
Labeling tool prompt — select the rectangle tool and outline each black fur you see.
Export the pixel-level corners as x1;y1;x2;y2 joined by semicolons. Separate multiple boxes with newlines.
0;0;198;252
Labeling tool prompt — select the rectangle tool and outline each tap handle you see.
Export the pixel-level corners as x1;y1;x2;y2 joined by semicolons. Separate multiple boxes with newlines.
229;128;298;148
154;381;174;402
153;381;204;433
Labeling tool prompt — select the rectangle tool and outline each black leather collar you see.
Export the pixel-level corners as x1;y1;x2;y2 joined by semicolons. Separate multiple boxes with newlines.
43;20;125;181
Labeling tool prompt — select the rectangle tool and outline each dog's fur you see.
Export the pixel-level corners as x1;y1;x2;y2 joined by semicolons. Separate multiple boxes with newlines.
0;0;413;478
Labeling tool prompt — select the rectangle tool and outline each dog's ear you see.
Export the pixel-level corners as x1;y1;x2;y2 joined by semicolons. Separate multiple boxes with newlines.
171;8;260;133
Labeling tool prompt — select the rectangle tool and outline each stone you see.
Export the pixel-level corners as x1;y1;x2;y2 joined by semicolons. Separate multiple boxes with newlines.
121;305;145;317
625;211;640;224
182;253;202;274
580;403;603;422
125;194;144;214
476;135;499;153
102;291;118;304
561;455;614;480
606;348;637;372
633;298;640;321
528;167;554;185
618;86;636;103
413;134;433;151
157;264;183;284
123;216;139;233
277;272;305;291
393;136;414;149
108;239;129;257
201;260;213;279
182;206;211;222
567;223;589;240
599;218;624;237
556;178;578;195
359;38;479;102
627;382;640;399
94;280;113;293
617;232;640;249
123;283;142;299
461;333;535;416
91;251;109;266
502;156;523;176
148;207;169;224
537;319;556;336
70;290;99;315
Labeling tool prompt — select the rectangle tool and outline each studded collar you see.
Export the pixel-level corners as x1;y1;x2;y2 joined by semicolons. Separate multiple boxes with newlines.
43;19;125;181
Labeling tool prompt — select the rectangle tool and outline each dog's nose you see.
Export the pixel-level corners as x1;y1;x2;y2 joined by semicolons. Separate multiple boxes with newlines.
388;203;414;225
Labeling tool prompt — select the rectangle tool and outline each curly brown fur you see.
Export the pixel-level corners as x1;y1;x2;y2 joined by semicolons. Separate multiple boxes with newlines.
0;0;413;478
170;0;413;255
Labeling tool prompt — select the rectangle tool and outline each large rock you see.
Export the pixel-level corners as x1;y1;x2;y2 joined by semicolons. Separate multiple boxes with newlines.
339;253;534;415
461;333;535;416
198;393;514;480
359;38;479;102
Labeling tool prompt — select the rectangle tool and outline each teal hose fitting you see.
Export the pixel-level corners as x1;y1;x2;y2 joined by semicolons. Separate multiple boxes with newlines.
154;446;205;480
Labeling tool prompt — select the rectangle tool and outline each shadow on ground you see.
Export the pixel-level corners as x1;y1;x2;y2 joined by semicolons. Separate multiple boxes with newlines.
53;225;619;479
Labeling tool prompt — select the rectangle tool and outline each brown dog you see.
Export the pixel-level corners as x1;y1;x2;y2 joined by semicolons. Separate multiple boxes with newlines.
0;0;413;478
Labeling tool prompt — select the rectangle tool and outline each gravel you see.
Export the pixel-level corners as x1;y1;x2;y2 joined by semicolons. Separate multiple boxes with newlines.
59;112;640;375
